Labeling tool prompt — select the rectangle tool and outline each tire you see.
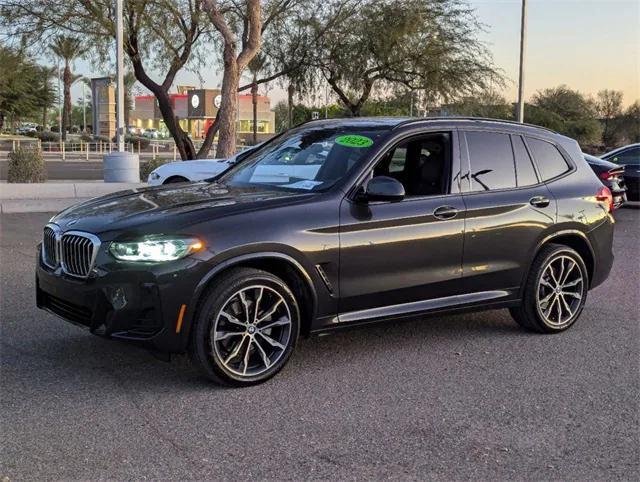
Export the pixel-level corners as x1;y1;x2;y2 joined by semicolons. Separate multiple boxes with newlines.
164;176;189;184
510;243;588;334
188;267;300;386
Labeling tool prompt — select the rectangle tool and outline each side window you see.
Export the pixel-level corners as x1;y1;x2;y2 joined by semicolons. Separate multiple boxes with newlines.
511;135;539;186
465;131;516;191
372;132;451;197
389;147;407;173
609;147;640;165
526;137;571;181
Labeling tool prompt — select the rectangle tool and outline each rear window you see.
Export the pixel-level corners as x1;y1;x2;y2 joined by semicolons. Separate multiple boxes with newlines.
511;135;539;186
465;131;516;191
526;138;571;181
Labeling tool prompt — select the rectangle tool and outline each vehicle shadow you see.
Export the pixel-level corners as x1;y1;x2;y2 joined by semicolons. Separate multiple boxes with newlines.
6;308;523;394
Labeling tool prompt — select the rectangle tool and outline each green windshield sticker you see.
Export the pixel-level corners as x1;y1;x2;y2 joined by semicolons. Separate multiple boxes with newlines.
335;134;374;148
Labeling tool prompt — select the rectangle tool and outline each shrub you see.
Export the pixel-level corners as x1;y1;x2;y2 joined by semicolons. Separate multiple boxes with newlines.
35;131;60;142
94;135;111;143
140;158;171;181
79;132;92;142
127;135;150;150
7;147;47;183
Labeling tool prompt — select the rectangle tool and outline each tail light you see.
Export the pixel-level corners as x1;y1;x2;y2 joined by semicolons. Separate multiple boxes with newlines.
599;171;612;181
596;186;614;213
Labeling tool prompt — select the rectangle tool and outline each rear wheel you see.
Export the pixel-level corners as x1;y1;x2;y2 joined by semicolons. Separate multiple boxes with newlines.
510;244;588;333
188;268;300;386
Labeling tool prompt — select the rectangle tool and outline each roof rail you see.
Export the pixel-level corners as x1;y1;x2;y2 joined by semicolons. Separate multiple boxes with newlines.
393;116;558;134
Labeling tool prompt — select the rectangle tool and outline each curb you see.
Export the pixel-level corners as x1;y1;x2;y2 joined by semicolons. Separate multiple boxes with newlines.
1;198;93;214
0;182;146;213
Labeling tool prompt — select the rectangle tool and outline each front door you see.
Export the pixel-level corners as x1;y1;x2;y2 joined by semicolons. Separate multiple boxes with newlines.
338;131;466;320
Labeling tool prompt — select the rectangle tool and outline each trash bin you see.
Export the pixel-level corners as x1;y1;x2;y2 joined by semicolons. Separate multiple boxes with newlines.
103;152;140;183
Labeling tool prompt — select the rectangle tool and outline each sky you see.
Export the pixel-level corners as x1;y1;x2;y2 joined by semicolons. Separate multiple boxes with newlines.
69;0;640;107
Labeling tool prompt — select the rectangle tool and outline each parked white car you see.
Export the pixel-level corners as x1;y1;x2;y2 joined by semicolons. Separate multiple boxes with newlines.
147;145;261;185
146;142;328;186
147;158;232;185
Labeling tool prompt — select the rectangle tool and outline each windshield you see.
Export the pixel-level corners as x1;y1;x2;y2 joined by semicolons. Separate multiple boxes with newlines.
218;125;391;191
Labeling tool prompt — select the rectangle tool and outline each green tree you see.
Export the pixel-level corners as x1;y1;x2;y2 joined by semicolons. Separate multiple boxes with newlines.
532;85;596;119
0;46;56;131
596;89;624;147
246;53;269;144
310;0;502;116
123;71;136;127
443;91;513;120
529;86;601;145
50;36;83;140
71;98;92;130
39;66;57;129
619;101;640;143
2;0;210;159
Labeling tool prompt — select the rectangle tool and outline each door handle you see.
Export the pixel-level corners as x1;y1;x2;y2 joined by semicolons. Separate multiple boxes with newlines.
529;196;550;208
433;205;458;220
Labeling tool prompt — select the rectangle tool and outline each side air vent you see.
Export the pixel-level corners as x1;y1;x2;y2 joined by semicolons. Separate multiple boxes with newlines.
315;263;335;295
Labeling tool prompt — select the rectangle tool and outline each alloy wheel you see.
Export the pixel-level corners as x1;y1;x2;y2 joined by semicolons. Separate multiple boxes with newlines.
536;255;585;327
211;285;292;378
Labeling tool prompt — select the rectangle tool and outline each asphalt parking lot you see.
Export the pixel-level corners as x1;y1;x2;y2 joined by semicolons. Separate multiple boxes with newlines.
1;208;638;480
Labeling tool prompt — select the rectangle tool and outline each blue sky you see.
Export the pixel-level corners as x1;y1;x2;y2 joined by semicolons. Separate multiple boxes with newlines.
70;0;640;107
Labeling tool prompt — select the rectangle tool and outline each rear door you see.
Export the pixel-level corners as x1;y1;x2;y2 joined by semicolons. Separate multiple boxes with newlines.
460;130;556;296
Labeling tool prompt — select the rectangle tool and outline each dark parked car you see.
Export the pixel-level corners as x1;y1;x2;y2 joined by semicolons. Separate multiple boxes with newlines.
36;118;615;386
584;153;627;208
601;143;640;201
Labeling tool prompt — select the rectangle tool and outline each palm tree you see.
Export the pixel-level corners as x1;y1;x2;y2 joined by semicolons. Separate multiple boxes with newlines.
123;71;137;128
246;54;268;145
51;36;83;140
39;66;57;130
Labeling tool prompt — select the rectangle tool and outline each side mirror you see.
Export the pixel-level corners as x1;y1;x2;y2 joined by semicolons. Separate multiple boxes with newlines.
359;176;405;202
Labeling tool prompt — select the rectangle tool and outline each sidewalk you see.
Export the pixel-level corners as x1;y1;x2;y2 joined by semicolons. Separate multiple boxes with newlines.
0;181;146;213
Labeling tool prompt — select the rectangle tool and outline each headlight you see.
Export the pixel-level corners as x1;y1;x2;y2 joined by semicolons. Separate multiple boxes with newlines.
109;236;204;262
149;171;161;181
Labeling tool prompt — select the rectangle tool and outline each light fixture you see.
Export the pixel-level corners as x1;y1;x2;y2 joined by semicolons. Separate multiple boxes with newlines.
109;237;204;262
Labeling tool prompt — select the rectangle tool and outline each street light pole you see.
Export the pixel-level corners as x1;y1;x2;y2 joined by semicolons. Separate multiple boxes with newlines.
516;0;528;123
115;0;125;151
103;0;138;183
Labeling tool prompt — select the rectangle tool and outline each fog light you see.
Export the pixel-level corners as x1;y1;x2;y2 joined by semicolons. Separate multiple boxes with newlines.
108;287;127;310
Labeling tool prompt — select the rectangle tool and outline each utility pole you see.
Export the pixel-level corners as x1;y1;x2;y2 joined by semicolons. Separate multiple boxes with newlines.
516;0;528;123
115;0;125;151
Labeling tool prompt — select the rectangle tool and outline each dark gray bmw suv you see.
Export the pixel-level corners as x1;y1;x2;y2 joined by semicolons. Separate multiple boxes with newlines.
36;118;615;386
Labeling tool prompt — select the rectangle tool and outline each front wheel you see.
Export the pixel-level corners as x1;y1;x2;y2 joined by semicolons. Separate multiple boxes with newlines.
188;267;300;386
510;244;588;333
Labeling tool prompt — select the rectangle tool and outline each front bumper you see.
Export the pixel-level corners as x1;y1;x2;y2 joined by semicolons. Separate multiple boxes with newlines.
36;246;208;353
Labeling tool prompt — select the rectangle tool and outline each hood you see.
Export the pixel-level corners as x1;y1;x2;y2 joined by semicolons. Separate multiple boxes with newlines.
50;182;311;235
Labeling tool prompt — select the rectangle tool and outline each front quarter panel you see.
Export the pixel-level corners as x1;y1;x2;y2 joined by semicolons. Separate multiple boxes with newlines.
176;192;342;347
